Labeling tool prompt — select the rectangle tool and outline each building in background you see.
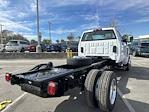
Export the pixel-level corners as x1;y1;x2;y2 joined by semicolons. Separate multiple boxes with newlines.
138;35;149;42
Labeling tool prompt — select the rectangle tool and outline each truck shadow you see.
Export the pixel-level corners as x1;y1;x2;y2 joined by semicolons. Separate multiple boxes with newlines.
53;65;149;112
116;65;149;94
54;89;99;112
116;65;149;112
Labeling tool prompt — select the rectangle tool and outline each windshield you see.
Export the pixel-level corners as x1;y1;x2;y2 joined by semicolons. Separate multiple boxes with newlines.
141;43;149;47
82;30;116;41
7;41;18;46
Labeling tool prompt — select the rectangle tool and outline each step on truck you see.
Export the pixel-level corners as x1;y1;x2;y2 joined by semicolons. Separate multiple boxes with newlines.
5;27;133;112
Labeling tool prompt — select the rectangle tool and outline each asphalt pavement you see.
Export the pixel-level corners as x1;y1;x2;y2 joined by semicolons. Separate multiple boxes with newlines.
0;57;149;112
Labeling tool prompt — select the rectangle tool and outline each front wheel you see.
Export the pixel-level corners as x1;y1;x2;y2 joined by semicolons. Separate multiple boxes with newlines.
95;71;117;112
124;63;130;71
132;51;137;57
124;57;131;71
20;48;25;52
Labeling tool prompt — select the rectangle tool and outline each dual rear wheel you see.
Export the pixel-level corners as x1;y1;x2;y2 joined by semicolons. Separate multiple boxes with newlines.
85;69;117;112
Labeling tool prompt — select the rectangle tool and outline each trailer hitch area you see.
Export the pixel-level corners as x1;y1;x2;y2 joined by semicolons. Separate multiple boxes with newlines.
29;62;53;71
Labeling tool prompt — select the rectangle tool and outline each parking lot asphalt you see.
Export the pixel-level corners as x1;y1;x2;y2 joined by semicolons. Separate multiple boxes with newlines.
0;57;149;112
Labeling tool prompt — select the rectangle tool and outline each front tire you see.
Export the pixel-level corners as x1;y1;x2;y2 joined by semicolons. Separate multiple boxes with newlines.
132;51;137;57
95;71;117;112
124;56;131;71
20;48;25;52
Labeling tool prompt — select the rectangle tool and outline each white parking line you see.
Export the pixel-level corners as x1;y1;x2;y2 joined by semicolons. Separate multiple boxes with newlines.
119;59;149;112
118;88;136;112
0;65;32;78
133;61;149;68
0;64;38;112
0;66;32;67
1;92;27;112
0;66;32;112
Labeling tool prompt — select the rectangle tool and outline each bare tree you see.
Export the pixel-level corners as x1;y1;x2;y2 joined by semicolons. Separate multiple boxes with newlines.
67;33;75;46
2;30;29;44
109;19;118;28
67;33;74;42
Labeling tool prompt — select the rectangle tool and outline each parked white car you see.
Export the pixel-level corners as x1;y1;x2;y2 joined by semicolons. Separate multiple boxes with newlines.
0;44;5;52
5;40;30;52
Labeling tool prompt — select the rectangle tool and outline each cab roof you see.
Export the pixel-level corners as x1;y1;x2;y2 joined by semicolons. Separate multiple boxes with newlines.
83;27;116;34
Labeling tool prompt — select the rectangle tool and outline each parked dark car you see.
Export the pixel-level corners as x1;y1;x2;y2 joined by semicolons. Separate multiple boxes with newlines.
46;44;61;52
61;44;67;52
41;44;47;52
27;44;46;52
130;39;149;56
68;45;78;52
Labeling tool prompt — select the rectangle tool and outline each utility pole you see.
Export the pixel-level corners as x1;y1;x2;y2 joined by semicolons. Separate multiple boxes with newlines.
36;0;41;52
48;21;52;43
0;24;4;44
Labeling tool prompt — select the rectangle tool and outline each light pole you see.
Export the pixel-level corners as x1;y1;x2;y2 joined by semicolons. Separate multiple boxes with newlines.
36;0;41;52
0;24;4;44
48;21;52;43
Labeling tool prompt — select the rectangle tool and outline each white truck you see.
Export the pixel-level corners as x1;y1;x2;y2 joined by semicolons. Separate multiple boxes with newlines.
6;27;133;112
78;27;132;70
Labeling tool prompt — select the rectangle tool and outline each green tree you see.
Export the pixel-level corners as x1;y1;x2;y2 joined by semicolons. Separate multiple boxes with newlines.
60;39;65;44
30;39;38;45
56;40;60;44
42;39;51;45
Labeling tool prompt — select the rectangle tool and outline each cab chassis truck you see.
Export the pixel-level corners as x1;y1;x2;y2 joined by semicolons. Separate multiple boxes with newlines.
5;27;133;112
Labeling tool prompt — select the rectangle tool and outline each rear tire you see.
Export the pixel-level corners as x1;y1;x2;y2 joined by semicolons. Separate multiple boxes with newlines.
84;69;101;108
95;71;117;112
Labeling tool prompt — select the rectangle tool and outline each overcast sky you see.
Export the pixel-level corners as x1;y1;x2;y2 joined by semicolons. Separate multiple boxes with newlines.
0;0;149;41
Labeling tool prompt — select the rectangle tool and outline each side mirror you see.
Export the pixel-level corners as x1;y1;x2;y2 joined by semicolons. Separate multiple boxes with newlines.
122;35;127;42
129;36;133;42
122;35;133;43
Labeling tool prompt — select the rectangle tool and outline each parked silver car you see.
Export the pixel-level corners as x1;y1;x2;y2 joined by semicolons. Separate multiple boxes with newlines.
5;40;29;52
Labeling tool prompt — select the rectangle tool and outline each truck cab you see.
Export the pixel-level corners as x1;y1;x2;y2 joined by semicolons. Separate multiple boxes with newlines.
78;27;131;65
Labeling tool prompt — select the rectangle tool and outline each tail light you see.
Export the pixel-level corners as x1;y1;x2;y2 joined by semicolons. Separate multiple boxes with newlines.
47;81;57;96
5;73;11;81
81;47;84;53
113;46;117;53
